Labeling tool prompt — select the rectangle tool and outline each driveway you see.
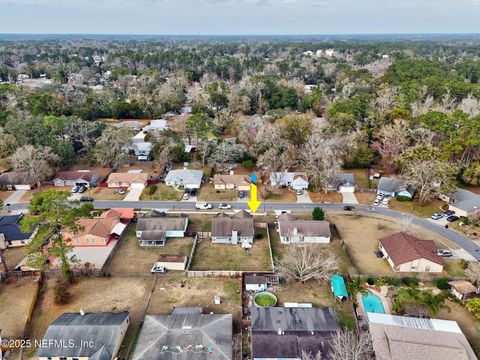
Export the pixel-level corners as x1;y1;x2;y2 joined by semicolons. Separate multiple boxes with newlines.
341;192;358;204
4;191;28;205
296;191;312;203
123;187;144;201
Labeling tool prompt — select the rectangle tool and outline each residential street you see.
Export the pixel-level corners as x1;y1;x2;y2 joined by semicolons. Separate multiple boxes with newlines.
6;200;480;260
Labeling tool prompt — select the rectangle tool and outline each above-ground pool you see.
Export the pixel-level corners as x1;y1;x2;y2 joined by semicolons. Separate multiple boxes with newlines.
361;291;386;314
254;292;278;307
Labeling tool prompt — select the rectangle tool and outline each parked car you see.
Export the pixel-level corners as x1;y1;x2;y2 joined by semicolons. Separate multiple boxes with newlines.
381;198;389;205
238;191;245;199
196;202;212;210
80;196;94;202
375;194;383;201
373;199;381;206
218;203;231;209
182;193;190;200
296;189;303;195
150;265;167;274
436;249;453;257
344;205;355;211
373;173;381;179
189;188;198;196
115;189;126;195
77;185;87;193
431;213;444;220
446;215;460;222
71;185;81;193
443;209;455;216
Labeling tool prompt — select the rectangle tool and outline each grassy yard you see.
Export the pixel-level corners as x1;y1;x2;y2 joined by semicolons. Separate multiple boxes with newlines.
140;184;183;201
191;229;272;271
355;192;376;205
308;191;343;203
2;246;25;270
347;168;369;189
26;277;152;359
444;259;467;277
0;277;39;338
147;276;242;323
389;198;446;219
87;187;126;200
260;186;297;202
437;300;480;357
197;184;237;201
106;226;193;274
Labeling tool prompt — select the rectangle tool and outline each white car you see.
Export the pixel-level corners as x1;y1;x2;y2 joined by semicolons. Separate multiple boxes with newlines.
431;213;444;220
218;203;231;209
196;202;213;210
373;199;381;206
182;193;190;200
151;265;167;274
381;197;389;205
376;194;383;201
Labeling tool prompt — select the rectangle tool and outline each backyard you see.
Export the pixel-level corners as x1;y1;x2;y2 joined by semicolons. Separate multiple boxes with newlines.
106;226;193;274
2;246;25;271
190;229;273;271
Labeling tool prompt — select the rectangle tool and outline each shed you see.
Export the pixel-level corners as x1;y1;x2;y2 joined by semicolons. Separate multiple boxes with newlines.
245;275;268;292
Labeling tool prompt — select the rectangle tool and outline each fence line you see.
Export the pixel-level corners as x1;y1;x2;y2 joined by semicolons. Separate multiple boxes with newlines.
186;270;274;277
185;234;198;271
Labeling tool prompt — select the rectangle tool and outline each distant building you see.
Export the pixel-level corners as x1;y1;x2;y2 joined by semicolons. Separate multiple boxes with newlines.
440;188;480;217
278;213;331;244
143;119;169;132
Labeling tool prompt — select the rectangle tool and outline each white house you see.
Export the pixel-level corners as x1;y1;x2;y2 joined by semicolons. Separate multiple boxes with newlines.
136;217;188;246
53;170;99;188
377;177;413;198
270;172;309;190
164;169;203;189
278;213;331;244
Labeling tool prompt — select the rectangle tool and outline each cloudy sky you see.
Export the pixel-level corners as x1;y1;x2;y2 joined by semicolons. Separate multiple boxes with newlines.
0;0;479;34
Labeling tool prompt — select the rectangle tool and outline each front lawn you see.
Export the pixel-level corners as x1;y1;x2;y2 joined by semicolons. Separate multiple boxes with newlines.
140;184;183;201
88;187;126;200
308;191;343;203
260;186;297;202
190;229;272;271
444;259;467;277
389;198;445;219
197;184;237;201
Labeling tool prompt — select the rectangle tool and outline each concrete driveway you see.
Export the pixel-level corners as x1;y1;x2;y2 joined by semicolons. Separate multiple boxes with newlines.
341;192;358;204
124;187;144;201
296;191;312;203
4;191;27;205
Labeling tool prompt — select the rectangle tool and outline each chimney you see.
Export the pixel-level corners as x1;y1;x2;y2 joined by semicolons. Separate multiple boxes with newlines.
278;328;282;335
293;227;298;236
232;229;238;244
80;308;85;316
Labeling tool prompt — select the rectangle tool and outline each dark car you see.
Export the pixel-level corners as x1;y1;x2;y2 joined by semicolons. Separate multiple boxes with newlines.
344;205;355;211
446;215;460;222
238;191;245;199
190;188;198;196
80;196;94;202
443;209;455;216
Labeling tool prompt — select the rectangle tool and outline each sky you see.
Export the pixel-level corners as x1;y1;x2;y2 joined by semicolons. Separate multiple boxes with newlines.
1;0;480;35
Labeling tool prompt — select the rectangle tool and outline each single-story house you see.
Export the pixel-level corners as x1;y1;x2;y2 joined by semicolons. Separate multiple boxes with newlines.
448;280;478;303
164;169;203;189
440;188;480;217
379;232;443;273
154;254;187;271
0;214;34;247
213;174;250;191
377;177;413;198
0;172;34;190
338;173;355;193
62;209;127;247
106;172;150;188
251;307;340;360
37;312;130;360
270;172;309;190
211;211;254;248
132;308;232;360
143;119;169;132
367;312;477;360
136;216;188;246
53;170;99;188
133;141;153;160
245;275;268;292
278;213;331;244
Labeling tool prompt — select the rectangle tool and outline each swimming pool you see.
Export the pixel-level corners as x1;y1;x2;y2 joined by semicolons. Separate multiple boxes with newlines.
361;291;386;314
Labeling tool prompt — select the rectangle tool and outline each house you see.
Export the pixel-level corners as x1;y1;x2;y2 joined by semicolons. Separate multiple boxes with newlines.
133;141;153;160
211;211;254;248
270;172;309;190
37;311;130;360
132;308;232;360
0;172;34;190
114;120;143;131
278;213;331;244
154;254;187;271
379;232;443;273
213;174;250;191
251;307;340;360
367;312;477;360
448;280;479;303
164;169;203;189
106;172;150;188
377;177;413;198
338;173;355;192
245;275;268;292
53;170;99;188
0;214;34;247
62;209;127;247
440;188;480;217
143;119;169;132
136;216;188;246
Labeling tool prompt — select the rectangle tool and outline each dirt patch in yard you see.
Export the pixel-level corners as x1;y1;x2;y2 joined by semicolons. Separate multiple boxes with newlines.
2;246;26;271
107;226;193;274
191;229;272;271
0;276;39;339
308;191;343;203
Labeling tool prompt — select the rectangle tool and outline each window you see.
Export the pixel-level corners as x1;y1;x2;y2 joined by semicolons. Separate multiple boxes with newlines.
425;266;430;272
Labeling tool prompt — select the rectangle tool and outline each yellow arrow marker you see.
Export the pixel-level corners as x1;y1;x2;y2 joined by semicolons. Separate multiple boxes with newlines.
247;183;262;213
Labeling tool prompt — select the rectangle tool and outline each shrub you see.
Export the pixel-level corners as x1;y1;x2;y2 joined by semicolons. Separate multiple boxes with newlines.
146;184;157;196
401;276;419;287
395;195;412;202
384;277;402;286
435;277;449;290
460;259;469;269
242;160;255;171
367;277;376;285
312;207;325;221
460;216;470;225
54;278;71;305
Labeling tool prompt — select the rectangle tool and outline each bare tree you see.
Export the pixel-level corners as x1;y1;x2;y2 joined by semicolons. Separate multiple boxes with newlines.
93;126;134;169
371;119;409;173
329;331;374;360
301;350;323;360
458;94;480;118
209;141;244;172
274;245;338;283
11;145;59;189
396;216;414;234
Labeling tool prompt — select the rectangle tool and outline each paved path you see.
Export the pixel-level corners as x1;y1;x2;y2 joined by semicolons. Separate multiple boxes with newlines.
341;192;358;204
4;190;27;205
7;200;480;260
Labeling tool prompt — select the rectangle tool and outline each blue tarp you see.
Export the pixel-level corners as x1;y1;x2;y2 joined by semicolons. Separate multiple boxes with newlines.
330;274;348;299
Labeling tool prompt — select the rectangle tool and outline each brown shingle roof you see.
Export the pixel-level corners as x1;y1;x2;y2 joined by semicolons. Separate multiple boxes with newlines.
379;232;443;266
54;170;98;182
211;212;254;237
213;174;250;186
0;172;33;186
106;172;150;184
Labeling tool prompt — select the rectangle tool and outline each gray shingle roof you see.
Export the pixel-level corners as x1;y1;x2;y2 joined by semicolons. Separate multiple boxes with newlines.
211;212;254;237
132;313;232;360
36;312;129;360
279;219;331;238
164;169;203;186
377;177;409;193
137;217;187;232
448;188;480;213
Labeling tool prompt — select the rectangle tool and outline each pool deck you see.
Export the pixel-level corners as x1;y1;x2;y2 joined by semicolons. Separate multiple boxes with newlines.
356;286;392;329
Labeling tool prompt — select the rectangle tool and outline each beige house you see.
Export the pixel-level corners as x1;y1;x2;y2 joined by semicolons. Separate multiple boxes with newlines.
277;213;331;244
154;254;187;271
213;174;250;191
379;232;444;273
106;172;150;188
449;280;478;303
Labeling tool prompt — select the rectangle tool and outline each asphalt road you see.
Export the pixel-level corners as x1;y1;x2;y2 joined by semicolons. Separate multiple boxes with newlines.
7;200;480;260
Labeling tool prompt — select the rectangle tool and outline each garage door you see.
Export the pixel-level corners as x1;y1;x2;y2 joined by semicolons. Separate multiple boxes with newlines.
130;183;146;189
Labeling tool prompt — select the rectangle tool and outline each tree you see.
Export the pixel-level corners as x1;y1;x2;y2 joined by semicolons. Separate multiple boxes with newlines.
274;245;338;283
462;162;480;186
371;119;409;173
21;190;93;280
466;298;480;320
312;207;325;221
93;126;133;169
329;331;374;360
209;141;244;172
11;145;59;189
276;114;313;147
301;350;323;360
184;112;214;145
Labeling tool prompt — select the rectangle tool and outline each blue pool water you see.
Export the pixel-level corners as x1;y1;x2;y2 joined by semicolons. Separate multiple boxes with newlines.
361;291;386;314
